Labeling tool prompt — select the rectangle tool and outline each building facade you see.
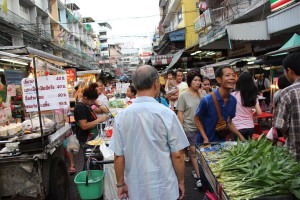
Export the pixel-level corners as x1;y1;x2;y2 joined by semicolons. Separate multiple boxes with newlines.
0;0;100;70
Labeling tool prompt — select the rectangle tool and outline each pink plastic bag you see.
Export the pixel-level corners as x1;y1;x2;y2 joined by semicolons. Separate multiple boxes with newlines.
205;191;217;200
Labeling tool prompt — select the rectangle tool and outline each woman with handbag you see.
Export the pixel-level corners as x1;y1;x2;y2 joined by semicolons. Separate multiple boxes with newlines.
231;72;262;140
195;66;245;144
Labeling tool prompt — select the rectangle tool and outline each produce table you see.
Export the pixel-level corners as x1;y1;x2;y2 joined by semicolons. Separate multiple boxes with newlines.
196;139;299;200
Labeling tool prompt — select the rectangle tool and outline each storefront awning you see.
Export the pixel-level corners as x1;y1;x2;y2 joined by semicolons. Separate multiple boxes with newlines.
164;49;185;72
267;2;300;34
0;46;76;66
203;57;256;68
265;33;300;56
199;28;227;48
169;28;185;42
226;20;270;40
77;70;102;76
0;51;31;66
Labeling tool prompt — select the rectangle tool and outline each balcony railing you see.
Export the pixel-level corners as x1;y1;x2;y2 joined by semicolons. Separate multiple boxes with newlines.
81;52;94;61
0;9;52;41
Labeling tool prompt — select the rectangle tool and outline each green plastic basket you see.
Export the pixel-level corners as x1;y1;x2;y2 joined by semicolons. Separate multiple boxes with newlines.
74;170;104;200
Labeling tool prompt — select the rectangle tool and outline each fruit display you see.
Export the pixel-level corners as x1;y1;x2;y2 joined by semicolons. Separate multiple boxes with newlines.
206;137;300;199
109;99;125;108
86;138;104;146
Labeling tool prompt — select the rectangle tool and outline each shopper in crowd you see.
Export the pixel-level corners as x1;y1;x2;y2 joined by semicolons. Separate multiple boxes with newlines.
202;77;212;94
195;66;246;144
256;73;271;107
112;65;189;200
231;72;262;140
124;85;137;107
96;80;109;107
211;80;219;92
74;87;108;145
273;75;291;108
165;70;178;110
88;83;109;116
177;70;203;188
274;52;300;161
73;82;86;101
155;95;169;107
166;69;188;111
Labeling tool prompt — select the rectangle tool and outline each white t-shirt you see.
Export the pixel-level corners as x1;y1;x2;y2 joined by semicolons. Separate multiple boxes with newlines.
173;81;188;108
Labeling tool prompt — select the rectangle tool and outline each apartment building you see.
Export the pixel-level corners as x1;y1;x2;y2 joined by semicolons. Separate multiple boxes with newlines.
0;0;100;69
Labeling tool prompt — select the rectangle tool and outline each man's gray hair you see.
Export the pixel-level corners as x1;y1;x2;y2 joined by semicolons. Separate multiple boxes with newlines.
132;65;159;90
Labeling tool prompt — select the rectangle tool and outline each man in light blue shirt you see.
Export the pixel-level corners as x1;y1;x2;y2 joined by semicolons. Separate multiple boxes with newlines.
112;65;189;200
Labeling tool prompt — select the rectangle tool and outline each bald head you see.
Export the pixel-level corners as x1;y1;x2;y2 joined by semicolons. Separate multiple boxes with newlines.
132;65;159;91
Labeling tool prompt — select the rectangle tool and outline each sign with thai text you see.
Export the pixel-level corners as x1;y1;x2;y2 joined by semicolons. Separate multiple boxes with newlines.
228;44;252;58
65;68;76;82
7;84;16;97
21;75;69;112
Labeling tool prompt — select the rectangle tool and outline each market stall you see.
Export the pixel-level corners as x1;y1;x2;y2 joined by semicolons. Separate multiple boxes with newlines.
196;137;300;200
0;55;71;199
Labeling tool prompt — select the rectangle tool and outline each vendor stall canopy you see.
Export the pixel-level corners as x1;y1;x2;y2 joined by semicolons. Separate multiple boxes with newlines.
266;33;300;56
0;46;76;67
0;51;31;67
203;57;257;68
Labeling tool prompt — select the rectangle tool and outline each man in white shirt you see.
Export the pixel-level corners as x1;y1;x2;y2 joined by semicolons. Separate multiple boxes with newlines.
112;65;189;200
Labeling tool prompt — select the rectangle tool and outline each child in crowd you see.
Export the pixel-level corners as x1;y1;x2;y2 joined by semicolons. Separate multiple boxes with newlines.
165;70;178;110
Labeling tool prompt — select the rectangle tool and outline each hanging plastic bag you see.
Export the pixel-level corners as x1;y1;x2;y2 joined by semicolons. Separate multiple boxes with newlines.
67;134;80;154
266;127;278;140
100;143;114;160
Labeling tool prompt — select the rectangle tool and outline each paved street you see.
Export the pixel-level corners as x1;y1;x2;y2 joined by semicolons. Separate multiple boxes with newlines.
68;149;205;200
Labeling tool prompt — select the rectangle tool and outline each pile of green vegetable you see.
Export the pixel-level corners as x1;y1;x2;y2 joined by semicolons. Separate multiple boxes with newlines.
209;136;300;199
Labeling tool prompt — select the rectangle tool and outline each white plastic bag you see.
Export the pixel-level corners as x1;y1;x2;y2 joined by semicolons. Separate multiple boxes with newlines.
67;134;80;154
100;143;114;160
266;127;277;140
100;144;118;200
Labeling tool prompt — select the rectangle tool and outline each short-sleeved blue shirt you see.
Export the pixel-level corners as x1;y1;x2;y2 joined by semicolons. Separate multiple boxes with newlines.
195;89;237;144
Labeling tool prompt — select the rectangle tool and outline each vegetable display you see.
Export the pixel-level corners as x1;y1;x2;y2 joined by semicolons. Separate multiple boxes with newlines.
208;137;300;199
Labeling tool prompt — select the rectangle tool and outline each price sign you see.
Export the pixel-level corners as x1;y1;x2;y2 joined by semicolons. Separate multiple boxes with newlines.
21;75;70;112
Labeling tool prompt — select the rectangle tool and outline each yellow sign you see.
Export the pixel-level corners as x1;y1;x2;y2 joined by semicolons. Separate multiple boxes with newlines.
159;76;165;85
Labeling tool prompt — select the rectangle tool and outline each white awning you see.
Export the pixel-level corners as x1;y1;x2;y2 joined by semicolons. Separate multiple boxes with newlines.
163;49;184;72
77;70;102;75
226;20;270;40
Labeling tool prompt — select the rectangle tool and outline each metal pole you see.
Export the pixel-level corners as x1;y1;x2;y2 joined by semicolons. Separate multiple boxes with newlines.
33;57;44;147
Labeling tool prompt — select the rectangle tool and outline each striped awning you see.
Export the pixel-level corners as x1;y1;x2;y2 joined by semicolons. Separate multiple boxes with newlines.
199;29;227;48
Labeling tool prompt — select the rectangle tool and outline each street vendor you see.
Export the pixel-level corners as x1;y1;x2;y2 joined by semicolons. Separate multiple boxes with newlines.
74;86;108;145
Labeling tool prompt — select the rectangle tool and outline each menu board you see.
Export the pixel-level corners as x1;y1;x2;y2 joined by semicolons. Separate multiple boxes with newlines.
21;75;70;112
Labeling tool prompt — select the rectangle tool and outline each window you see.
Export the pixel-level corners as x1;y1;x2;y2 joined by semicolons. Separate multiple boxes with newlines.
177;7;183;23
20;4;29;14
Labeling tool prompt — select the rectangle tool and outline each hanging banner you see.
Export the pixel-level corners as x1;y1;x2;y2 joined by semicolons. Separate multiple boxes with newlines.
21;75;70;112
65;68;77;82
7;84;16;97
0;107;11;123
206;67;216;79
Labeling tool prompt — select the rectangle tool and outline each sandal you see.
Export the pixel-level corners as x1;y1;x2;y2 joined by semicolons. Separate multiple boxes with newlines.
69;166;76;175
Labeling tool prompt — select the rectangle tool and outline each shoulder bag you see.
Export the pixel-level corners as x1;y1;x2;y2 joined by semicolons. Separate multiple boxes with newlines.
211;93;230;138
